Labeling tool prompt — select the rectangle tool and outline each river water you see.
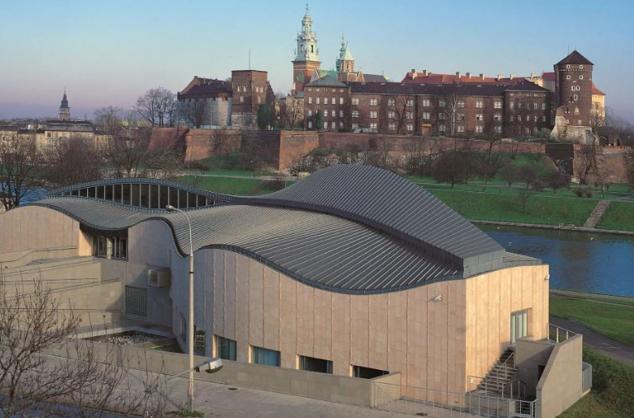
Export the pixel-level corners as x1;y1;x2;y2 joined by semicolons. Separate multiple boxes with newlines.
480;224;634;297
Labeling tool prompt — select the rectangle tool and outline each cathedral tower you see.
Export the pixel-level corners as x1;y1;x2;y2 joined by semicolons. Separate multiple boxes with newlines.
58;90;71;121
292;5;320;94
336;35;355;75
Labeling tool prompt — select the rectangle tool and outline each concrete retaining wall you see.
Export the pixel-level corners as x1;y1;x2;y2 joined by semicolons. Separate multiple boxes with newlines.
44;339;401;408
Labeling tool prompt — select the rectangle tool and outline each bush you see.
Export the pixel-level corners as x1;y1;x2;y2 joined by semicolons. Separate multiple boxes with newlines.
583;349;634;416
574;186;594;198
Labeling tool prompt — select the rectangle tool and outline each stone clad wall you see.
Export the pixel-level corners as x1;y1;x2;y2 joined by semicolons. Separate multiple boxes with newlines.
169;248;548;405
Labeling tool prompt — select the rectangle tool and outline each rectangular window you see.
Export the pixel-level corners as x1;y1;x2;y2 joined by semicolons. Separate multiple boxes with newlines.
475;100;483;108
308;97;312;104
475;125;483;133
324;97;328;105
308;121;313;129
339;97;344;105
476;114;483;122
422;112;430;120
316;97;320;105
352;110;359;118
510;102;515;110
406;111;414;120
457;100;465;108
299;355;333;374
388;122;396;130
388;111;395;119
352;97;359;105
438;99;446;108
494;126;502;134
422;99;431;107
457;125;465;133
438;113;446;120
511;310;529;343
353;365;389;379
369;122;378;130
541;103;546;110
216;336;237;361
352;123;359;129
406;99;414;107
251;346;281;367
494;113;502;122
387;98;395;107
307;109;312;117
494;100;502;109
323;110;328;117
370;98;378;106
370;111;378;119
406;123;413;131
439;124;446;132
339;110;343;118
331;97;335;104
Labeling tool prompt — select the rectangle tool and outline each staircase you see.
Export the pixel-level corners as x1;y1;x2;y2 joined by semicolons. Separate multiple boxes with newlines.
476;348;519;398
583;200;610;228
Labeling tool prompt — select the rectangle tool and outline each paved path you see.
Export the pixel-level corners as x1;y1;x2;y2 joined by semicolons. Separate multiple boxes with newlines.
550;316;634;365
583;199;611;228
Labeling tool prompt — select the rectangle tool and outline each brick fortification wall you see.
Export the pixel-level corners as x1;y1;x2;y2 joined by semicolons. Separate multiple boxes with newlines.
148;127;188;152
240;130;282;169
184;128;242;162
278;131;320;170
572;144;631;184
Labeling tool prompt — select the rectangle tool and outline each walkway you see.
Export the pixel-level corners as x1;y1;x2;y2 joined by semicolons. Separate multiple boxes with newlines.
550;316;634;366
583;200;610;228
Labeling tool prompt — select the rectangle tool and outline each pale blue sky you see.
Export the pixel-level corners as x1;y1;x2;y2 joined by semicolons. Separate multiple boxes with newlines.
0;0;632;121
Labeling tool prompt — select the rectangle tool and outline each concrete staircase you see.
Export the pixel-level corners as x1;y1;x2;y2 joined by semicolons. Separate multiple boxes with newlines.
583;200;610;228
476;348;519;398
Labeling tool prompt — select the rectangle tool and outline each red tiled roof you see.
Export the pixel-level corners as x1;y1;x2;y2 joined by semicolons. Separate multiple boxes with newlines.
542;72;555;81
592;83;605;95
556;50;593;66
178;77;232;99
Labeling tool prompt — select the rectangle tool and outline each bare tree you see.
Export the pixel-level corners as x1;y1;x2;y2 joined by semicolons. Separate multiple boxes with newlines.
280;96;304;129
94;106;124;135
576;144;599;185
44;136;103;187
178;99;209;129
0;134;41;210
135;87;176;127
440;89;461;136
105;128;152;178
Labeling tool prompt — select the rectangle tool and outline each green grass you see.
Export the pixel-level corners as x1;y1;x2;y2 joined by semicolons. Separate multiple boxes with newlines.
174;175;290;196
597;201;634;232
431;189;597;226
560;349;634;417
550;293;634;347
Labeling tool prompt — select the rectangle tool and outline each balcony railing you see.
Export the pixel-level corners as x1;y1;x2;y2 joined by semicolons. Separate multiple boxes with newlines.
549;323;576;343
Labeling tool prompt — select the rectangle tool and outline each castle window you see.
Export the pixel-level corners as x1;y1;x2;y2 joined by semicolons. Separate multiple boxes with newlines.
388;111;395;119
542;103;546;110
406;124;414;131
388;98;395;107
475;126;483;133
369;122;378;131
542;116;547;122
457;125;465;133
370;98;378;106
494;100;502;109
495;126;502;134
566;75;571;80
476;114;483;122
534;116;538;122
579;65;584;70
457;100;465;108
422;99;431;107
332;97;335;104
438;113;446;120
352;111;359;118
439;124;446;132
339;110;343;117
323;110;328;117
308;121;313;129
422;112;431;120
406;99;414;107
370;111;378;119
316;97;320;104
240;96;244;103
573;95;578;102
339;97;344;105
579;75;584;80
438;99;446;108
475;100;483;109
308;97;312;104
324;97;328;105
352;97;359;105
307;110;312;117
406;111;414;120
388;122;396;131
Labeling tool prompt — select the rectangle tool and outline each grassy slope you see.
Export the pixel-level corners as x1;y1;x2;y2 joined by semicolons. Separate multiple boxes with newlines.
560;349;634;417
597;201;634;232
550;293;634;348
174;176;286;196
431;190;597;226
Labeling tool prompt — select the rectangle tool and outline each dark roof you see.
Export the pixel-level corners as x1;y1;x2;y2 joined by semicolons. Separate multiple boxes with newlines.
363;74;388;83
350;81;548;96
34;166;540;293
178;77;232;99
307;74;347;88
556;50;593;66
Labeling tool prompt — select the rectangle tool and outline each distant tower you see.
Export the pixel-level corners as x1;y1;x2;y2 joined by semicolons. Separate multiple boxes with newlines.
58;90;71;121
336;35;355;75
292;4;320;94
554;50;593;127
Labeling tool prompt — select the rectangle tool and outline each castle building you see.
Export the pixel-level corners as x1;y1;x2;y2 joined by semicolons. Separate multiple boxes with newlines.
554;50;594;128
58;90;71;121
292;5;321;94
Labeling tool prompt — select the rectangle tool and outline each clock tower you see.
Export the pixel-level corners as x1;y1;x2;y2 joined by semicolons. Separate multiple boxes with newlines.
292;5;320;95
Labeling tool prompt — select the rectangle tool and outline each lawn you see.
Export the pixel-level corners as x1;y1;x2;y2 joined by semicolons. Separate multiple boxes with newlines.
597;201;634;232
174;175;290;195
560;349;634;417
430;189;597;226
550;293;634;348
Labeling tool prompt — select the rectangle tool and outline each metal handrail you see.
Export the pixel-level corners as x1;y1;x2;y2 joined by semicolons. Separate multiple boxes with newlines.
549;323;576;343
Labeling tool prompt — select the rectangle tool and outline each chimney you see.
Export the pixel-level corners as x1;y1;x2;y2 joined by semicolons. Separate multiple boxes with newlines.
466;72;471;78
410;69;417;79
530;72;535;79
456;71;461;77
480;73;484;80
422;69;427;76
496;74;501;80
509;73;514;80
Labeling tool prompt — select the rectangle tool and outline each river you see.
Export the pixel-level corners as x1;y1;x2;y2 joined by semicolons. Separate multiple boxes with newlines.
480;224;634;298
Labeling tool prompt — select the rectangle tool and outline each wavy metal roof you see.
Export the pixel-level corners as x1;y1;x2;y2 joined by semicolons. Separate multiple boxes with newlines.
39;165;529;287
32;197;461;294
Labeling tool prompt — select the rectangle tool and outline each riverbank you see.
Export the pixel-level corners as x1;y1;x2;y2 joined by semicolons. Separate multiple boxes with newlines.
474;219;634;236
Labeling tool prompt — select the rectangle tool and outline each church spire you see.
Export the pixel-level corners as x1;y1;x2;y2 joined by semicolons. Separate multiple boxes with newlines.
295;4;319;62
58;89;70;121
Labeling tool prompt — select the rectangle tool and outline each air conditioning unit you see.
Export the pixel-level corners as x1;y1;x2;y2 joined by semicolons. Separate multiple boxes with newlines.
148;268;171;288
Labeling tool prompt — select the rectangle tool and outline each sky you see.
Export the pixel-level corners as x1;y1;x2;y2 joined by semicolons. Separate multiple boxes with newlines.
0;0;633;121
